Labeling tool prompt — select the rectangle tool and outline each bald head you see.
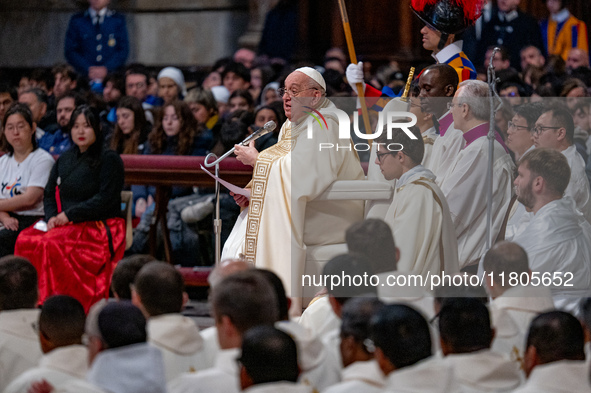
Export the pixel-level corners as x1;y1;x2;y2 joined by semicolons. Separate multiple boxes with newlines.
208;259;253;289
566;48;590;70
483;241;529;293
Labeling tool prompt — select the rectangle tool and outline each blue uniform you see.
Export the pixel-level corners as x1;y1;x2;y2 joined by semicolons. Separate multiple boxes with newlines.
65;8;129;75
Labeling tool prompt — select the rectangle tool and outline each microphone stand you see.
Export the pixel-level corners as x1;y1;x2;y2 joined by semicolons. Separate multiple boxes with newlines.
203;121;277;265
485;48;504;251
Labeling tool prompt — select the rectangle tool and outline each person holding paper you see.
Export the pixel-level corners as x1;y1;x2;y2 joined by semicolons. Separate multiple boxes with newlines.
222;67;364;307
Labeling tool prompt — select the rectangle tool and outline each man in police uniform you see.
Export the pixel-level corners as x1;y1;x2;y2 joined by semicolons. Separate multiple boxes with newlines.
65;0;129;83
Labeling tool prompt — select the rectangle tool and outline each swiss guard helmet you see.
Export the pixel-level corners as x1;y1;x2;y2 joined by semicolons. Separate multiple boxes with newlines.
411;0;483;50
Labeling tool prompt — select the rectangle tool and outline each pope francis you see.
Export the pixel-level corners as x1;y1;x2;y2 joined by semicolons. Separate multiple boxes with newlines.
222;67;365;303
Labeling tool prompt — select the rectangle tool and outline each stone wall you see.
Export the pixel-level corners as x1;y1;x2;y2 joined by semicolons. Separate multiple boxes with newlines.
0;0;250;68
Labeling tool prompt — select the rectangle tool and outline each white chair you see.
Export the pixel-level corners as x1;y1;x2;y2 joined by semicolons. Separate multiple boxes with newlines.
303;180;393;297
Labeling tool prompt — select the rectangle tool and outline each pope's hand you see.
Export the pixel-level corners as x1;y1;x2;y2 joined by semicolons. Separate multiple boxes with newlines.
230;192;250;208
234;141;258;167
346;62;365;94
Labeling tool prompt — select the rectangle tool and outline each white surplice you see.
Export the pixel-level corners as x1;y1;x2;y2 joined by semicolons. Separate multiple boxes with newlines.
512;360;591;393
438;129;514;267
322;360;385;393
490;285;554;364
222;99;365;298
4;345;88;393
384;357;461;393
512;197;591;311
382;165;459;277
0;309;43;392
562;145;591;222
442;350;522;393
276;320;341;392
244;382;312;393
421;126;438;170
429;124;466;182
299;295;341;338
147;313;208;381
168;348;240;393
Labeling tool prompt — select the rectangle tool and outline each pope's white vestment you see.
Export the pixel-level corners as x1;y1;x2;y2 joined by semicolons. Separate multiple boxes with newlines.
383;165;459;276
222;99;364;298
512;197;591;311
438;124;514;267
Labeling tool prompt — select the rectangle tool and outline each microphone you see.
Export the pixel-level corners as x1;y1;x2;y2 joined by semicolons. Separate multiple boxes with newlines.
239;120;277;146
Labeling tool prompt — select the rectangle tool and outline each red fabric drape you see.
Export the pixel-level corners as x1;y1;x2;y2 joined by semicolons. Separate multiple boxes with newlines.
15;218;126;312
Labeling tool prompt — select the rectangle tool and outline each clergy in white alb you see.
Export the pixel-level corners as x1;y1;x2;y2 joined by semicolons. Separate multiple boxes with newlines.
514;311;591;393
322;298;386;393
511;148;591;311
374;125;459;277
372;304;460;393
131;262;208;381
0;257;44;392
4;295;89;393
222;67;364;300
533;107;591;222
438;80;514;268
482;242;555;364
168;271;279;393
438;298;522;393
504;103;543;239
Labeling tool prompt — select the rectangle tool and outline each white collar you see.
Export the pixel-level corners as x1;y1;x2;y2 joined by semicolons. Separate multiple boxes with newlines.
499;10;519;22
397;165;436;188
551;9;571;23
433;41;463;64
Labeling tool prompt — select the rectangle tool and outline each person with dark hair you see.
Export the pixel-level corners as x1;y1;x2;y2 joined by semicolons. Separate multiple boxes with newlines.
222;62;251;94
483;242;554;364
0;103;54;257
511;148;591;311
250;105;281;152
15;105;126;311
57;301;166;393
110;254;155;300
131;261;207;380
255;269;340;391
4;295;87;393
374;125;459;277
438;298;521;392
534;106;591;222
414;64;465;183
101;72;125;128
0;83;17;128
38;92;85;155
514;311;587;392
0;256;43;391
51;64;79;99
439;79;514;269
228;89;254;114
169;270;278;393
129;100;211;265
324;298;386;393
125;65;155;124
507;103;545;162
109;96;149;154
238;326;310;393
371;304;454;392
18;87;49;141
